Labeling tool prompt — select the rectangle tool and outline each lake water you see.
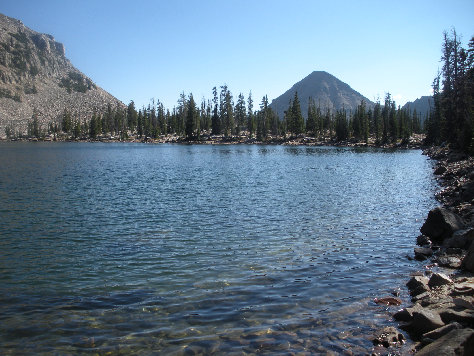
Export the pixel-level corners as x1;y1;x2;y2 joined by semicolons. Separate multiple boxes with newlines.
0;142;437;354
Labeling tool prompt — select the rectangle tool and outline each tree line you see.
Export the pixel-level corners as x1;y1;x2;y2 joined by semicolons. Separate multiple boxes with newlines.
424;29;474;153
10;85;424;145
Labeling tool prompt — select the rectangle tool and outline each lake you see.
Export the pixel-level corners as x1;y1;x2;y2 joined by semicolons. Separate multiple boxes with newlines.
0;142;437;354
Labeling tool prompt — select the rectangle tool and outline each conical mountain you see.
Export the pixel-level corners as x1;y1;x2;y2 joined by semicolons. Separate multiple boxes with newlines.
269;71;374;119
0;13;124;136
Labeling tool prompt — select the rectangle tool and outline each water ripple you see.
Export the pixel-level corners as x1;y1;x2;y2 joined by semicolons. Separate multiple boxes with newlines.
0;143;437;354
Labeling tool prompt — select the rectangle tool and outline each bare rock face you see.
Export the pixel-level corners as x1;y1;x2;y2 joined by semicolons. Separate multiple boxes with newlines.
0;12;124;136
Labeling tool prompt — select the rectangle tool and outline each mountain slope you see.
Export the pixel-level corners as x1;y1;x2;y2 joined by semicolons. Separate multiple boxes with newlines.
0;13;124;137
402;95;433;119
269;71;374;119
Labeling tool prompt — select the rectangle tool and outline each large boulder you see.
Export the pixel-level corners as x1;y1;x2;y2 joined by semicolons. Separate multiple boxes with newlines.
420;207;465;243
443;229;474;250
394;304;423;322
422;322;462;343
416;328;474;356
439;309;474;324
407;276;430;296
409;310;445;336
462;242;474;272
428;273;453;288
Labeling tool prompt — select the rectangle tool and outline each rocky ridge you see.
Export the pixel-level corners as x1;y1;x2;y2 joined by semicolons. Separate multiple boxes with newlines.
0;12;124;137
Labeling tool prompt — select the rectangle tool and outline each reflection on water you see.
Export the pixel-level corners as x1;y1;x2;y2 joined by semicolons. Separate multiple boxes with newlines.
0;143;436;354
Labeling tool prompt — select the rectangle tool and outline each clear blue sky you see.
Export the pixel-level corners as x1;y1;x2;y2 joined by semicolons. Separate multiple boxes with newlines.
1;0;473;110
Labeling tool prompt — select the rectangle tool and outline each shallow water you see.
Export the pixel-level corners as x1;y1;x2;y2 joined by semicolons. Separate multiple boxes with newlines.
0;143;437;354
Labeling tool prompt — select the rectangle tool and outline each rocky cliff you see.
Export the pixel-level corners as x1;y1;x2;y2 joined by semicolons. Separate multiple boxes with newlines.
0;13;124;137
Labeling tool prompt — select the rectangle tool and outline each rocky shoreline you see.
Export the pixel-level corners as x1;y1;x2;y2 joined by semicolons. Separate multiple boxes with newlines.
0;132;427;150
373;146;474;355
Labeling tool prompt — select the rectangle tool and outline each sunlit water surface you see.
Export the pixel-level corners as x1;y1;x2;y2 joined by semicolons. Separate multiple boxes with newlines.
0;143;437;354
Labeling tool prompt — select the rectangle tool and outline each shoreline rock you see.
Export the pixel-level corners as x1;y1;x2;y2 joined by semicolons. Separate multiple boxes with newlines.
389;146;474;355
0;132;427;149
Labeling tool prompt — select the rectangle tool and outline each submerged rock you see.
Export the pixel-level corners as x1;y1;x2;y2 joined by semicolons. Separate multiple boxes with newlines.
372;326;405;348
374;297;402;306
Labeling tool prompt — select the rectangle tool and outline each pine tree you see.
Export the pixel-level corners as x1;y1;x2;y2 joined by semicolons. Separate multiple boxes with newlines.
185;94;198;140
200;98;209;134
158;101;167;135
335;108;348;141
352;100;368;143
235;93;246;135
177;92;187;136
269;107;279;136
73;119;81;139
211;86;220;135
257;96;270;140
306;97;317;135
220;85;234;137
90;112;99;138
426;29;473;151
291;91;304;135
127;101;138;132
373;100;382;143
29;109;40;138
137;110;144;138
285;98;293;135
381;93;392;144
247;91;255;137
62;108;72;133
425;73;443;145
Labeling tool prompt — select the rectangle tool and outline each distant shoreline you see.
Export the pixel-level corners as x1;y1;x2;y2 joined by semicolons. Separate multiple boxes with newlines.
0;133;426;150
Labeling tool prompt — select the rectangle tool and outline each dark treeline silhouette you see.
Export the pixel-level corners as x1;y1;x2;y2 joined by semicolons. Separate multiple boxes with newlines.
425;29;474;152
9;83;424;145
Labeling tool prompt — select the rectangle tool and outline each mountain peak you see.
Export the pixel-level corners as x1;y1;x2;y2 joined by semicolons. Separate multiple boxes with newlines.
270;71;373;119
